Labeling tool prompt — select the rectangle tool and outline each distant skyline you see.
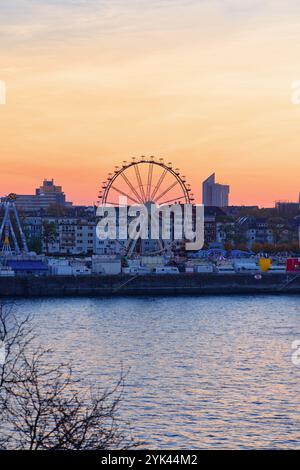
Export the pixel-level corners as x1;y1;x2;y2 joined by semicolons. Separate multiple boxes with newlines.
5;174;299;209
1;1;300;206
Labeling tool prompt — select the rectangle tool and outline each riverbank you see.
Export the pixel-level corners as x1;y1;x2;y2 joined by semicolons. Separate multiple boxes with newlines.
0;273;300;297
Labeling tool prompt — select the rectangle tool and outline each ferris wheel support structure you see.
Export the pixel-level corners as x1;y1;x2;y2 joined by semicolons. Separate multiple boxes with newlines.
0;194;29;256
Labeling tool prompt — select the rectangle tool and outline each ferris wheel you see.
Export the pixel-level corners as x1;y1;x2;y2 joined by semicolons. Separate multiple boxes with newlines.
99;156;194;206
98;156;194;256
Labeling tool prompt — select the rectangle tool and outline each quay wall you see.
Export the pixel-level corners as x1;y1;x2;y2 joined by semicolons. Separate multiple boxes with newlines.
0;273;300;297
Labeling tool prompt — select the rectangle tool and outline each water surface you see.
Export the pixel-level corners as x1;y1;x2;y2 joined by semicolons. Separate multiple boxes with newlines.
14;295;300;449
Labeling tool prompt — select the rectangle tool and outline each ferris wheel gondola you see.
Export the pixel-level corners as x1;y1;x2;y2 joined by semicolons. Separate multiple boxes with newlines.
98;156;194;256
99;156;194;206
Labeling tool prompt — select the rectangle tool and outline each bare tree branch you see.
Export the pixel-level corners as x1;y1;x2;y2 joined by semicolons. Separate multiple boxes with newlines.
0;302;137;450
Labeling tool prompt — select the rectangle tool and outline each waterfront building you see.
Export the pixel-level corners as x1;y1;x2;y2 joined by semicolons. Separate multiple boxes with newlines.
23;205;220;256
24;216;96;255
225;205;259;217
15;179;72;213
216;221;236;245
202;173;230;207
95;238;124;256
204;215;217;246
275;200;299;217
244;219;274;249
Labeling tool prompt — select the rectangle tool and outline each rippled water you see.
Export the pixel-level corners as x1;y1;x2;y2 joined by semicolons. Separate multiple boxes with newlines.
14;295;300;449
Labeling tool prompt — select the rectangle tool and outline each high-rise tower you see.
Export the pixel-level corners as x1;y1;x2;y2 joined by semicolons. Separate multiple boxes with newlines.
202;173;229;207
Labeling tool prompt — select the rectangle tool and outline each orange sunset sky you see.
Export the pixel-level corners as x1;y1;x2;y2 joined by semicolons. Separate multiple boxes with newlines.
0;0;300;206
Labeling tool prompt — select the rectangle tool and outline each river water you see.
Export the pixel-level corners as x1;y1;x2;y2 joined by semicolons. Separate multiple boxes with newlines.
14;295;300;449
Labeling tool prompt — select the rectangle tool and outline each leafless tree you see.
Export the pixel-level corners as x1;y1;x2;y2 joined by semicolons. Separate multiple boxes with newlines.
0;301;137;450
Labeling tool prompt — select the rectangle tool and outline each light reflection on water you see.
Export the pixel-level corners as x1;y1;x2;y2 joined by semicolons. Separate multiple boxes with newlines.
15;295;300;449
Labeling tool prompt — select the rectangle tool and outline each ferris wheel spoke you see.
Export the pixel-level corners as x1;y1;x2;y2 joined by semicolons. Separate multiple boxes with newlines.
111;185;140;204
150;169;168;201
121;172;144;204
158;195;186;205
99;158;191;255
134;164;146;202
146;163;154;201
154;180;179;203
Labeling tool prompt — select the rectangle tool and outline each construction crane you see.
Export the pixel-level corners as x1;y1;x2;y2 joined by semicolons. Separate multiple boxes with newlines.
0;193;29;255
